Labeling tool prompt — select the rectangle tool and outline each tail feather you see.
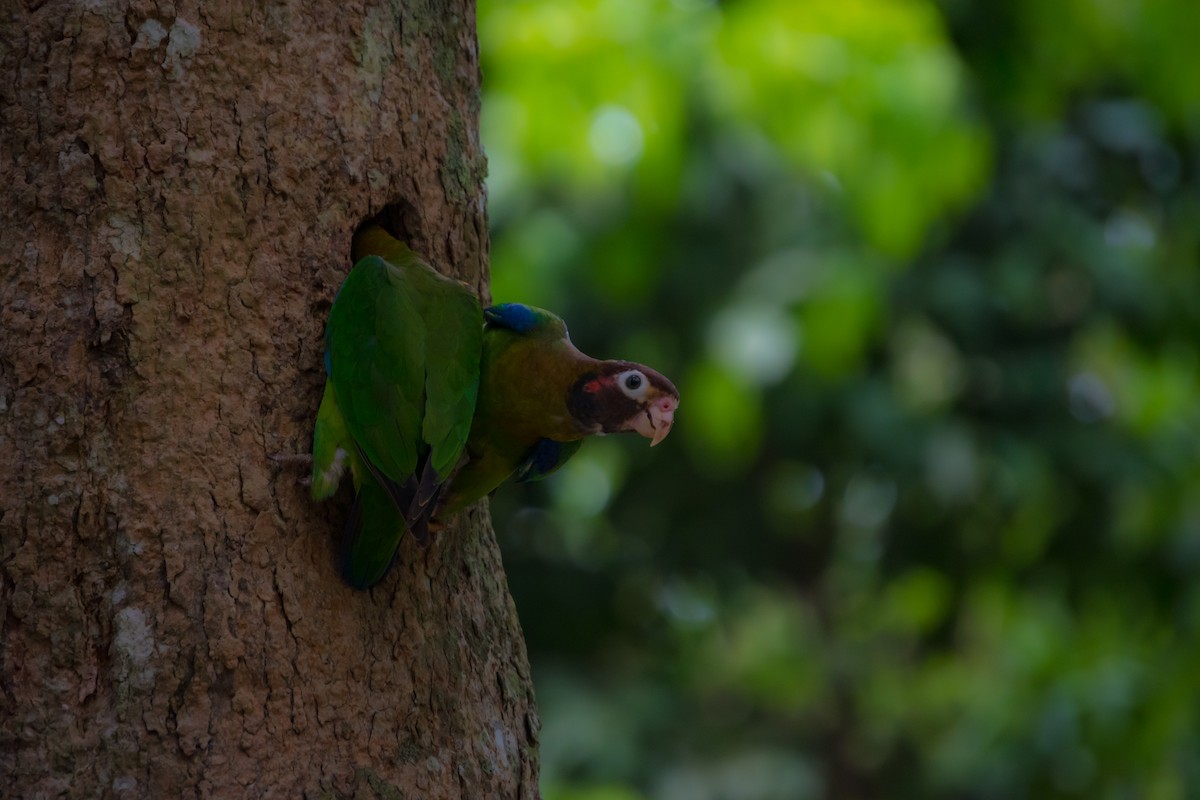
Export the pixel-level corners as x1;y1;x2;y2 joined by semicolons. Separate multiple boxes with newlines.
339;478;405;589
404;458;445;547
353;443;446;549
339;450;452;588
356;443;417;514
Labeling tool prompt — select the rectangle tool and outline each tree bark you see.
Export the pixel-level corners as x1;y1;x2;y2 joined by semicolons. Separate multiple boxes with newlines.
0;1;540;797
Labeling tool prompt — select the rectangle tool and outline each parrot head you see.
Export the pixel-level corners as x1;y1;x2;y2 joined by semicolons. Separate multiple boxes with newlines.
568;361;679;446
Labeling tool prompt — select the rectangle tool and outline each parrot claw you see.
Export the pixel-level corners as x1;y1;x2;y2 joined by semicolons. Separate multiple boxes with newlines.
271;453;313;467
412;517;448;548
270;453;313;486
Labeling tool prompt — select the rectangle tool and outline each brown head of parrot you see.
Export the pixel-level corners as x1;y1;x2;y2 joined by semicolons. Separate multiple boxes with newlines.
567;361;679;444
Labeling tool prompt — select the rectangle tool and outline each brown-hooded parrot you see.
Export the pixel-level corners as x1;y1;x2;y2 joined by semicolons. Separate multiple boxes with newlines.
311;225;679;588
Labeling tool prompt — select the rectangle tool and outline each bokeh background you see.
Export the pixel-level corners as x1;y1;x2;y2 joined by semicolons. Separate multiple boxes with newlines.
477;1;1200;798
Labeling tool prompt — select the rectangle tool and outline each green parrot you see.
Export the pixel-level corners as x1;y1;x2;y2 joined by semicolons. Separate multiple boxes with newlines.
312;226;679;588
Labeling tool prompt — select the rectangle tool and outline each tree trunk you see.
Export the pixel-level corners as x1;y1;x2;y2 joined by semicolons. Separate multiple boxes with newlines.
1;1;540;797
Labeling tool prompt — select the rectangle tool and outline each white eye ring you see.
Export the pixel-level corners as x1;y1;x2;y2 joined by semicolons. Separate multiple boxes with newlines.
617;369;649;400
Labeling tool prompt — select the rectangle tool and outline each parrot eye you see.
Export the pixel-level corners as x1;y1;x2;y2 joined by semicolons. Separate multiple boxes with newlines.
617;369;649;400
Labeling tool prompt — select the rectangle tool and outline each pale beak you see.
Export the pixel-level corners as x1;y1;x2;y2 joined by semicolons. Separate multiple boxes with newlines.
631;396;678;447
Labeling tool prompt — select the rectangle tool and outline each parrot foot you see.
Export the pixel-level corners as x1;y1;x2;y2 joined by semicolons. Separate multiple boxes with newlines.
270;453;313;486
409;517;448;549
425;518;449;541
271;453;313;466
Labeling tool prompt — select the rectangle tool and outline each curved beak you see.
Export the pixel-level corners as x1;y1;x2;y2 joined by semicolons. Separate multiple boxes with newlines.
631;395;678;447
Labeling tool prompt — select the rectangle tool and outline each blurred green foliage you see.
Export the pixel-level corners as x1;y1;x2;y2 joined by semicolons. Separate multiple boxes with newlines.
478;0;1200;797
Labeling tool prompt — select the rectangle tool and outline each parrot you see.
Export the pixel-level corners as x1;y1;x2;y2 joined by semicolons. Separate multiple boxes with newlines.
311;225;679;589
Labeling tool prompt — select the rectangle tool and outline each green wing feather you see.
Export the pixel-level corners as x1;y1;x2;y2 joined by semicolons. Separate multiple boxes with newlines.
311;378;353;501
340;475;406;589
420;284;483;476
326;254;426;481
311;228;482;588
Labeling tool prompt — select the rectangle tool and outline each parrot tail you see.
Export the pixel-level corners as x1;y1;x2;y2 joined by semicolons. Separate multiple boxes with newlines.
339;478;404;589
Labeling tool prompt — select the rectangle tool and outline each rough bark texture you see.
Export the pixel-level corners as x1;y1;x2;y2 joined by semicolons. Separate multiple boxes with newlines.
0;1;541;797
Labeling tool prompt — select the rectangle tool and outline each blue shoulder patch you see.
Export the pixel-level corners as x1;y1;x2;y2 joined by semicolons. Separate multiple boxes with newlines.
515;438;583;482
484;303;539;333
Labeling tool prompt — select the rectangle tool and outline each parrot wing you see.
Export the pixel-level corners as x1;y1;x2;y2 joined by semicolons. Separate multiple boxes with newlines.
325;254;427;484
417;273;484;479
321;233;483;588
